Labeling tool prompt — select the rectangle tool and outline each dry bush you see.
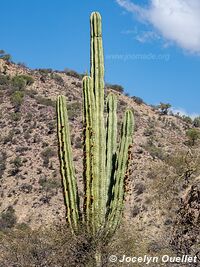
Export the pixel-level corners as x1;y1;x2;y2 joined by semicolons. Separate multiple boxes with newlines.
0;222;181;267
0;225;97;267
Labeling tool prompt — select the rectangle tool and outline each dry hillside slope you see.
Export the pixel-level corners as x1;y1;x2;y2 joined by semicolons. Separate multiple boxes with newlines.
0;58;199;265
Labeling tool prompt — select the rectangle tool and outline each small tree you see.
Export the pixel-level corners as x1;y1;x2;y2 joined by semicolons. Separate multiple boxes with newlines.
0;50;11;61
193;116;200;128
186;128;200;146
157;102;171;115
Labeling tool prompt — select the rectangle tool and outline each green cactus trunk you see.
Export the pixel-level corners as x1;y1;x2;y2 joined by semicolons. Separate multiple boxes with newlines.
56;11;134;266
90;12;106;232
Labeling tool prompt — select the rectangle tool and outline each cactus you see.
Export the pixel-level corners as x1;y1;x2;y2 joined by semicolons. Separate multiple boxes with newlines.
57;11;134;265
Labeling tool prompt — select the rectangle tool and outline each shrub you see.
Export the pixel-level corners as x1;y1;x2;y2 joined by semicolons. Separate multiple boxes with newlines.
0;74;10;87
10;112;21;121
67;101;81;120
15;146;29;153
10;90;24;109
24;89;38;98
64;68;83;79
0;206;17;230
181;115;192;124
50;73;64;85
193;116;200;128
143;127;154;136
11;76;26;90
38;68;53;74
41;147;56;167
0;225;96;266
47;121;56;134
74;136;82;148
144;143;166;160
12;156;23;168
9;156;23;176
19;184;33;193
0;151;7;178
134;183;146;195
131;96;144;105
39;177;60;191
186;128;200;146
171;180;200;259
19;75;34;86
107;83;124;93
17;62;27;68
163;150;200;183
0;50;11;61
157;102;171;115
3;130;14;144
36;96;56;107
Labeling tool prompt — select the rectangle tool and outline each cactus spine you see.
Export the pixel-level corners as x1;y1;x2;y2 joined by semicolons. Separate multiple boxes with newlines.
57;10;134;248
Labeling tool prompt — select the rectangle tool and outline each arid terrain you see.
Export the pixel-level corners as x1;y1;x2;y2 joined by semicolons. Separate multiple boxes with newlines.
0;58;199;266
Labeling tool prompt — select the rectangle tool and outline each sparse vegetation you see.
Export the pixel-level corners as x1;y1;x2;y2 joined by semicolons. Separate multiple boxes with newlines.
144;142;166;160
2;130;14;144
50;73;64;85
41;147;56;167
0;206;17;230
10;90;24;110
67;101;81;120
24;88;38;98
9;156;23;176
157;102;171;115
0;151;7;178
0;49;11;61
39;176;60;192
193;116;200;127
181;115;193;124
186;128;200;146
36;95;56;107
0;74;10;89
64;68;83;79
19;75;34;86
131;96;144;105
10;112;21;121
11;76;26;90
74;136;82;148
12;156;23;168
107;83;124;93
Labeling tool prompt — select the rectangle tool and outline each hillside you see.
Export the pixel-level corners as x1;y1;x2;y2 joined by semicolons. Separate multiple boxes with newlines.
0;58;199;266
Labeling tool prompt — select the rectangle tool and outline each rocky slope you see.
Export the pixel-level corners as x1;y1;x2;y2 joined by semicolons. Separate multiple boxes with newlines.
0;58;199;263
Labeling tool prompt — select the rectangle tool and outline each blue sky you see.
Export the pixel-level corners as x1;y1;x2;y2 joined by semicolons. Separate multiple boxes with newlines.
1;0;200;116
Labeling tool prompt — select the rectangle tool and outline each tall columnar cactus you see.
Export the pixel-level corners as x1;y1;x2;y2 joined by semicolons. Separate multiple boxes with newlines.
57;11;134;243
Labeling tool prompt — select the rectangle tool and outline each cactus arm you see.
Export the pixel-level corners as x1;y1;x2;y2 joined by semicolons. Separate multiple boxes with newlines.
82;76;96;233
106;93;117;208
57;95;80;233
90;12;106;228
106;109;134;237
